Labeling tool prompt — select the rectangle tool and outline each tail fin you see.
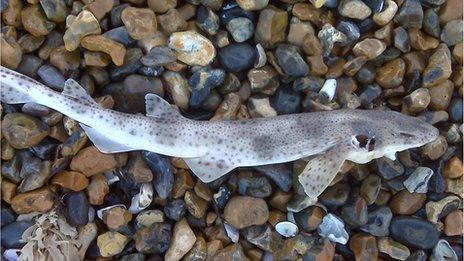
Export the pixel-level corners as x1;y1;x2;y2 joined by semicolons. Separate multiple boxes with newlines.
1;66;37;104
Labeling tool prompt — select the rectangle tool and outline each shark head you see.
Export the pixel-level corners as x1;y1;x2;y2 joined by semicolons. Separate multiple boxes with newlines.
346;110;439;163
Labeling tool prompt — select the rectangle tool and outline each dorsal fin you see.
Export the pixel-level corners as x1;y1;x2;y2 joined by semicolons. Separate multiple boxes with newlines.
63;79;96;104
145;93;181;118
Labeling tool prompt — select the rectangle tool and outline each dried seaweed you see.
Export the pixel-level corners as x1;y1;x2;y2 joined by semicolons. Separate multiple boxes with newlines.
19;210;81;261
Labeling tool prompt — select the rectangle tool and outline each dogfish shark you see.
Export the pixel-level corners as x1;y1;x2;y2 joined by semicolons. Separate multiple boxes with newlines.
0;66;439;199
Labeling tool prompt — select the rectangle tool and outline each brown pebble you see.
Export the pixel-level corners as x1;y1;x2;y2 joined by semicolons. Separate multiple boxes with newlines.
172;169;195;198
375;58;406;89
2;0;23;27
349;233;378;261
1;36;23;69
147;0;176;13
423;44;452;88
409;28;439;51
255;6;288;49
70;146;128;177
352;38;386;60
84;0;115;21
10;187;55;214
1;180;17;204
307;55;328;76
86;174;109;205
50;46;81;75
121;7;157;40
51;170;89;191
403;88;431;113
389;190;427;215
84;51;112;67
21;4;55;36
103;206;133;231
444;210;463;236
443;156;463;179
343;56;366;77
80;35;126;66
224;196;269;229
428;80;454;110
1;113;50;149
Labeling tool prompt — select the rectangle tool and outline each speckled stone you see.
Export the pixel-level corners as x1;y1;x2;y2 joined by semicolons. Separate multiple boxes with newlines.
254;6;288;49
121;7;157;40
63;10;101;51
168;31;216;66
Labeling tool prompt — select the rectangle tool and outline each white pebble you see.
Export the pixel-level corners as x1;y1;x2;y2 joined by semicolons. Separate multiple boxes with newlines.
319;79;337;101
129;183;154;214
318;213;349;244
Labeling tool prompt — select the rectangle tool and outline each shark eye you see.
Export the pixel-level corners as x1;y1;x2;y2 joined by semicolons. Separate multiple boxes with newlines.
354;135;376;152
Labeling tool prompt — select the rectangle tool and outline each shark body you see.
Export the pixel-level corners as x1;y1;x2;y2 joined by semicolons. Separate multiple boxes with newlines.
0;66;439;199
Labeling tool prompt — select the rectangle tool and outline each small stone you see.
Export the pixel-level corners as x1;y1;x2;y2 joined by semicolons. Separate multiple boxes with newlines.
227;17;254;42
373;0;397;26
307;55;328;76
409;27;440;51
81;35;126;66
2;0;22;27
164;199;186;221
361;206;392;237
184;236;208;260
121;7;157;40
1;180;17;204
393;27;410;53
102;206;132;231
224;196;269;229
360;175;381;205
423;44;452;87
83;0;114;21
184;190;208;218
425;195;460;224
168;31;216;66
294;206;325;232
236;0;268;10
444;210;463;236
219;43;256;72
421;135;448;161
188;68;226;109
254;6;288;49
135;223;171;254
403;167;434;193
196;5;219;35
103;26;135;46
18;34;45;53
272;87;301;114
449;98;463;122
11;187;54;214
338;0;372;20
162;71;190;110
446;177;463;196
70;146;127;177
441;20;463;46
40;0;67;22
155;10;187;35
389;190;426;215
165;218;196;261
1;221;32;248
394;0;423;29
275;44;308;77
352;38;386;60
302;33;323;56
49;46;80;76
275;221;298;237
1;36;23;69
147;0;176;13
86;174;109;205
21;4;56;36
63;10;100;51
248;66;278;93
403;88;431;113
377;237;410;260
428;80;454;110
51;170;89;191
318;23;346;56
248;96;278;118
444;156;463;179
84;51;111;67
336;21;360;46
37;64;65;91
433;239;458;261
349;233;378;261
65;191;89;226
341;196;368;228
213;243;247;261
439;0;463;24
423;9;440;38
390;217;440;249
97;231;130;257
344;56;366;77
2;113;50;149
136;210;164;229
287;19;314;47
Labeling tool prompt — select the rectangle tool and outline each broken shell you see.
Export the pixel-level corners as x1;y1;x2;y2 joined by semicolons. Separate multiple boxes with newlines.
104;170;120;185
97;204;126;220
275;221;299;237
254;43;267;68
129;183;154;214
224;222;239;243
3;249;21;261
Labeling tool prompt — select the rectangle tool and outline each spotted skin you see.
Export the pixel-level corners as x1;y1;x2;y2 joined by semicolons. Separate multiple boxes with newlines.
0;66;439;198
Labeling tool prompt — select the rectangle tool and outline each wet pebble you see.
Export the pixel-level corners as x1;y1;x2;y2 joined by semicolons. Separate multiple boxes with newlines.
135;223;171;254
164;199;186;221
142;151;174;199
1;221;32;248
390;217;440;249
318;213;349;244
224;196;269;229
275;44;309;77
196;5;219;35
403;167;433;193
393;0;423;29
66;191;89;227
361;206;392;237
226;17;254;43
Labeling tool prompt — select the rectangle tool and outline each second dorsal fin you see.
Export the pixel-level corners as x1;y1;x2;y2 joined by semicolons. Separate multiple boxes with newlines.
62;79;96;104
145;93;181;118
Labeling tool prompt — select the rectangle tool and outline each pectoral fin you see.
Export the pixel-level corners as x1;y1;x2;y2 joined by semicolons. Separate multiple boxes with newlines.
298;148;348;199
